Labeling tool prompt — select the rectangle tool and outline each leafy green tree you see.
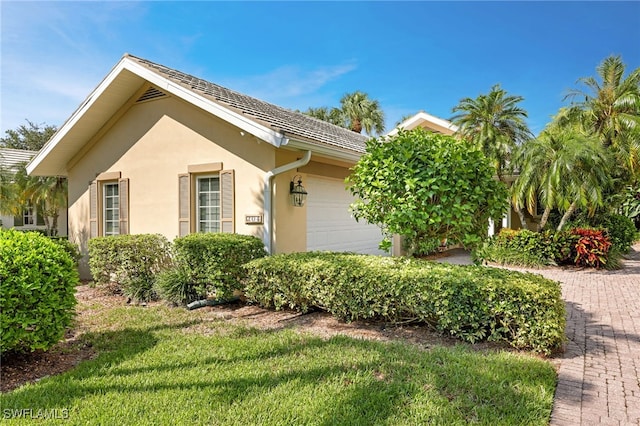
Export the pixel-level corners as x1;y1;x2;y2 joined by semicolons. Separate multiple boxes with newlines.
347;128;509;255
0;120;56;151
511;128;613;231
565;55;640;183
303;91;385;136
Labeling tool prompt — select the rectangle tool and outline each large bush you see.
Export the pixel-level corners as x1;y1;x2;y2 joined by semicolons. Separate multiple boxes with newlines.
0;229;78;353
88;234;172;302
347;128;509;255
597;213;637;253
156;233;266;305
243;252;565;355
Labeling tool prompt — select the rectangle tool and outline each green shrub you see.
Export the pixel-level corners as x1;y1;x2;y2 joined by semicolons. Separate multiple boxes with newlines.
49;236;81;265
0;229;78;353
596;213;637;253
163;233;267;303
88;234;172;302
243;252;565;354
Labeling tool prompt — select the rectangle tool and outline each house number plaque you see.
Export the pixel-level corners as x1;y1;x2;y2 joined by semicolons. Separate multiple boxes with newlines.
245;214;263;225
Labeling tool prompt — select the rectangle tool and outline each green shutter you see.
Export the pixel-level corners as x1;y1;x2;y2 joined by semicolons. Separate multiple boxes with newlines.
14;214;23;227
36;208;45;226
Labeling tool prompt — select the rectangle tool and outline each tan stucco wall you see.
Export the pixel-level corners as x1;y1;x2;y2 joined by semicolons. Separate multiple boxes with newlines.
67;95;275;276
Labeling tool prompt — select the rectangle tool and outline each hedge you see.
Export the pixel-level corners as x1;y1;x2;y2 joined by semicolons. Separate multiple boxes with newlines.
155;233;266;305
88;234;172;302
243;252;566;355
0;229;78;353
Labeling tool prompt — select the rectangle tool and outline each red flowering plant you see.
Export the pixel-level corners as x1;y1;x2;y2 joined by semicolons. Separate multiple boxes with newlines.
571;228;612;268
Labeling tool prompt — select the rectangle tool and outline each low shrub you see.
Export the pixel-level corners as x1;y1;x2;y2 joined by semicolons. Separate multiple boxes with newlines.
88;234;172;302
159;233;267;304
49;236;82;265
0;229;78;353
596;213;637;253
244;252;565;354
572;228;612;268
473;229;577;267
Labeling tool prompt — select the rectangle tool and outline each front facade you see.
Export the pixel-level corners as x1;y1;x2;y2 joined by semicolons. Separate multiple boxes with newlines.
28;55;385;277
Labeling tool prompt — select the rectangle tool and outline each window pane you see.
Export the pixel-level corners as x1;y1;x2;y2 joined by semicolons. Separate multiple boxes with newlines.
197;176;220;233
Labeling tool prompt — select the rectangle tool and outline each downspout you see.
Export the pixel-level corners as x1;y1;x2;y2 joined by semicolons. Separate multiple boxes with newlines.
263;150;312;254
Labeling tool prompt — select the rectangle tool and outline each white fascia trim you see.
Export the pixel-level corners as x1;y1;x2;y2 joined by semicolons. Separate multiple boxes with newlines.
386;111;459;137
27;57;288;175
286;139;363;163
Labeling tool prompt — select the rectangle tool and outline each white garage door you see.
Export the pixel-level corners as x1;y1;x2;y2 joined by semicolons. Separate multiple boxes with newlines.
306;175;387;255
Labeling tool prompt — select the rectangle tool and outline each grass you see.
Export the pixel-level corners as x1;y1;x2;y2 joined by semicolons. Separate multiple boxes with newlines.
1;301;557;425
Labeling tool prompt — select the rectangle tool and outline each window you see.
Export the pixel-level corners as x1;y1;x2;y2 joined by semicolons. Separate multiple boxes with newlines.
103;182;120;236
197;176;220;233
178;165;234;237
23;205;35;225
89;173;129;238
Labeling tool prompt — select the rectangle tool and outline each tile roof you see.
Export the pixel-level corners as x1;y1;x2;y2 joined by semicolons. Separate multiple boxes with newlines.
127;54;369;154
0;148;38;172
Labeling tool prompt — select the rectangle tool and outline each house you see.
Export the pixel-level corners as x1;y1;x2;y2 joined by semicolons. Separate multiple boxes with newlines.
27;54;387;278
0;148;68;235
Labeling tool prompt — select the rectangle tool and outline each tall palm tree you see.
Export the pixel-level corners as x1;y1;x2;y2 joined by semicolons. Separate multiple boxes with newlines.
565;55;640;182
451;84;532;228
339;91;385;135
511;128;613;230
451;84;532;181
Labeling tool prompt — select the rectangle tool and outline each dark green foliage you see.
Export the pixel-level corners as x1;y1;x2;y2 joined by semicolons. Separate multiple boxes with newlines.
49;236;81;265
88;234;172;302
0;229;78;353
0;120;56;150
473;229;577;267
596;213;637;253
348;128;509;255
243;252;565;354
160;233;267;304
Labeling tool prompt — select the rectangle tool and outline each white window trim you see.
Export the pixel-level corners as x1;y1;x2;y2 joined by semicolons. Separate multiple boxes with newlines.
103;182;120;236
196;174;221;233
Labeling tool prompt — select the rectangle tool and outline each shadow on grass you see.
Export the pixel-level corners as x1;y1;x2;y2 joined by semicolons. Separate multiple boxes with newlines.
1;325;555;425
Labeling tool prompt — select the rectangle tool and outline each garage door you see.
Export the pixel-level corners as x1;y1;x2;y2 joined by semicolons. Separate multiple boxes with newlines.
306;175;387;255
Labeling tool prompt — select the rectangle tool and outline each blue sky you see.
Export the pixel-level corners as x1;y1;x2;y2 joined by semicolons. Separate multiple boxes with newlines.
2;1;639;137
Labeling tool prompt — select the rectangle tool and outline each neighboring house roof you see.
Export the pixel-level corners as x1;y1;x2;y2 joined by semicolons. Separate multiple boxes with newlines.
386;111;458;137
0;148;38;173
28;54;368;176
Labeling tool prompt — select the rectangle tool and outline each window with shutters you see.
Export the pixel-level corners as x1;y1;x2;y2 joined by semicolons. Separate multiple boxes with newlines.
103;182;120;236
89;173;129;238
196;175;220;233
178;164;234;236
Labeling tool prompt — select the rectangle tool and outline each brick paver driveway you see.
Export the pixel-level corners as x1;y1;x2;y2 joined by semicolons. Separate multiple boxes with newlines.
515;244;640;425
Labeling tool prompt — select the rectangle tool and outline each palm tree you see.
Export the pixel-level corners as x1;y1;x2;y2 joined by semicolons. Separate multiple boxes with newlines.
339;91;385;135
6;163;67;236
451;84;533;228
451;84;533;181
511;128;613;230
304;107;345;127
565;55;640;182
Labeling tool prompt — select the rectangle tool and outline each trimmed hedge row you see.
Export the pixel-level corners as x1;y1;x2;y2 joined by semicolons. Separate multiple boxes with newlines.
156;233;266;304
88;234;172;301
243;252;565;354
1;229;78;353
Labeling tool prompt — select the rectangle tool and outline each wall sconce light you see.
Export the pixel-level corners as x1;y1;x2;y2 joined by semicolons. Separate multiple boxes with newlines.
289;175;307;207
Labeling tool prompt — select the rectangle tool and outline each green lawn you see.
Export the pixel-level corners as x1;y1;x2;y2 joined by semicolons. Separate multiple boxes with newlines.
1;301;556;425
